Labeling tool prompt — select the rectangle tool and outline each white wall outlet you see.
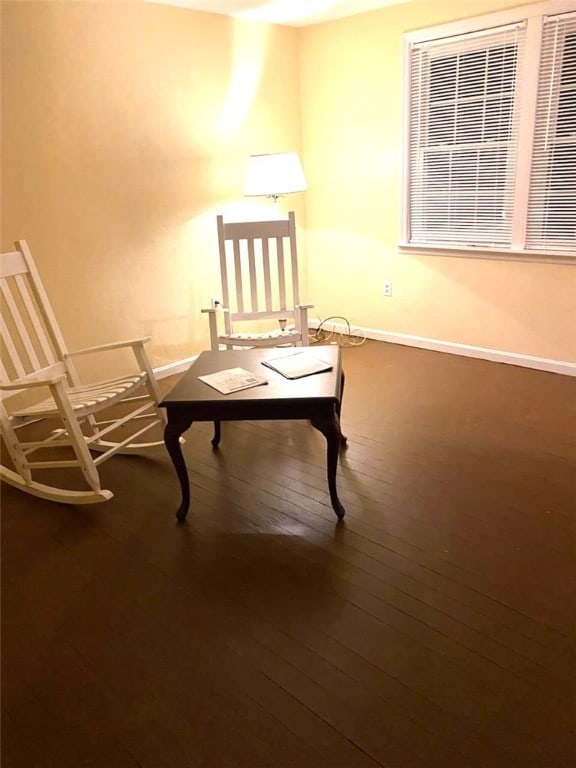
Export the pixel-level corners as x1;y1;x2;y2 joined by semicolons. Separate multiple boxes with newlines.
211;296;221;308
383;281;393;297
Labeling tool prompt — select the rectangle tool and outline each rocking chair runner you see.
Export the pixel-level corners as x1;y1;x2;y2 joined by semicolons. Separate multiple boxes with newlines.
202;211;312;350
0;240;166;504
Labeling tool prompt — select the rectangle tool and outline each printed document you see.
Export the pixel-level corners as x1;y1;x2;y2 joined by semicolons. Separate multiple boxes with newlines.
198;368;268;394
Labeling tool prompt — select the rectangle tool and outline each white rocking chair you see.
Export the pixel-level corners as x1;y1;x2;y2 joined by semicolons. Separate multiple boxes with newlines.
0;240;166;505
202;211;312;350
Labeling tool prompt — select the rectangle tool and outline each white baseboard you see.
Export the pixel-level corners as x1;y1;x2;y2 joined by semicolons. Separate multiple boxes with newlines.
153;331;576;379
153;355;198;379
309;321;576;377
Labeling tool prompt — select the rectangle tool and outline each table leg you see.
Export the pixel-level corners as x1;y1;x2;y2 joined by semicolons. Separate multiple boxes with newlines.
338;371;348;447
164;413;194;522
212;420;221;448
311;409;345;519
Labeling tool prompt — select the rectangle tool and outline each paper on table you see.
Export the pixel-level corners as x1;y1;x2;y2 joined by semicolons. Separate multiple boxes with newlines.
198;367;268;395
261;350;333;379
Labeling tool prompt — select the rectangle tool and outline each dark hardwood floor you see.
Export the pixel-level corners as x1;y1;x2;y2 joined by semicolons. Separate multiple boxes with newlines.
2;340;575;767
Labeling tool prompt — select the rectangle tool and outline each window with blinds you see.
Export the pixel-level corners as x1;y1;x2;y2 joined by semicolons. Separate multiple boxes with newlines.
526;12;576;250
404;3;576;258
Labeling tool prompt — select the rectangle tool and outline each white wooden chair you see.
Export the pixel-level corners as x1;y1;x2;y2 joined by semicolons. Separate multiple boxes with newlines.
202;211;312;350
0;240;166;505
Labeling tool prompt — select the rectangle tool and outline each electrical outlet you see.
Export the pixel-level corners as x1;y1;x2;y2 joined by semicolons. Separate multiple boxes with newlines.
383;281;393;297
210;296;221;308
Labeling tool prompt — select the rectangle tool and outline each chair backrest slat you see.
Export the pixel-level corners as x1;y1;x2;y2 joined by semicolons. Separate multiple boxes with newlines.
18;240;70;362
232;238;244;313
14;274;57;369
247;238;258;312
1;249;27;279
276;236;287;310
289;217;301;306
217;216;230;310
262;238;272;312
0;313;27;379
0;280;42;372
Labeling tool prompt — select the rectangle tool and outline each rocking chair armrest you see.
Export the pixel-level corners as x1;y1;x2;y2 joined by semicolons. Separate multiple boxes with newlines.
0;373;67;391
296;304;314;309
201;307;229;314
65;337;152;358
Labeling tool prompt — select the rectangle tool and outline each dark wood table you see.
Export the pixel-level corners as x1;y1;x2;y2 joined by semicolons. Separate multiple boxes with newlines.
160;346;346;522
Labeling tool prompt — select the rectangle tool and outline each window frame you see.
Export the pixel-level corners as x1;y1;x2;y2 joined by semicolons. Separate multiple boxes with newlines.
401;0;576;263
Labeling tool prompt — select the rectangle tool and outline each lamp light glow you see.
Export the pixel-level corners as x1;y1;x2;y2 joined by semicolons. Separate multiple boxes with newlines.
244;152;307;202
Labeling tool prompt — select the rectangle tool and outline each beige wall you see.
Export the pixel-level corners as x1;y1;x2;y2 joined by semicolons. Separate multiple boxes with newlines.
2;0;574;371
1;0;305;375
300;0;576;363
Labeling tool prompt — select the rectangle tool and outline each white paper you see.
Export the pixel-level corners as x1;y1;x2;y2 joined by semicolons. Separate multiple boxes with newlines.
198;367;268;395
261;351;333;379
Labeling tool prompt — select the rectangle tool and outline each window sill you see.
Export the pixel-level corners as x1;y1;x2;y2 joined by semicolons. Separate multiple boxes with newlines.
398;242;576;265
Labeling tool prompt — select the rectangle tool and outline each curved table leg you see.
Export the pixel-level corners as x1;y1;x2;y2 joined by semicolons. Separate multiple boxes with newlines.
212;420;221;448
164;413;194;522
338;370;348;447
311;409;345;519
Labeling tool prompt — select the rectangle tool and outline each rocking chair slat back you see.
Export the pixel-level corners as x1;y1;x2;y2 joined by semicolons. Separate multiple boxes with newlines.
15;273;59;368
1;276;53;379
247;237;258;313
262;238;272;312
217;211;300;319
203;211;311;350
276;236;287;309
0;243;69;387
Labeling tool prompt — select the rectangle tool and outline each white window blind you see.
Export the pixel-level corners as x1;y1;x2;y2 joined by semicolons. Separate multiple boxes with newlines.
526;11;576;250
408;24;526;248
405;2;576;259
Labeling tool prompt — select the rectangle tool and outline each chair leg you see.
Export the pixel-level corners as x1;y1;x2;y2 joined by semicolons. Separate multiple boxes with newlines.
295;306;309;346
0;405;33;485
207;312;220;351
51;380;103;493
132;345;168;426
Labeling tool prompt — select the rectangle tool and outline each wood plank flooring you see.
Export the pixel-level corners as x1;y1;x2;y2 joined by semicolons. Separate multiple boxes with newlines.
2;340;575;767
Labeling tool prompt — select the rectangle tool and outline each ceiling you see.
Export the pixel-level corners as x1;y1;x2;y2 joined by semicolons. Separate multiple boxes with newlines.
144;0;411;27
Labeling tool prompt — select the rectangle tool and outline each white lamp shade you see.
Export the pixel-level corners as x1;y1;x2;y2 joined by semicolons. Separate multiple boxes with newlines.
244;152;307;198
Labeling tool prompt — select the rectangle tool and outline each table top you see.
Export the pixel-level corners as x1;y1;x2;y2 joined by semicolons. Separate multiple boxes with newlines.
160;345;342;409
